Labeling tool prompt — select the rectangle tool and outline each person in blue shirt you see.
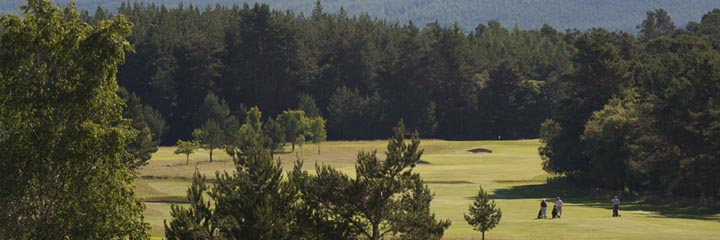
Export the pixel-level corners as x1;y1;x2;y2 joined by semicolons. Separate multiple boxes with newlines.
612;195;620;217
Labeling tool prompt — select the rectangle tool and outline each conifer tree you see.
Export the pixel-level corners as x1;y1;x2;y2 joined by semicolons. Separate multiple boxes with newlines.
465;186;502;240
164;168;215;239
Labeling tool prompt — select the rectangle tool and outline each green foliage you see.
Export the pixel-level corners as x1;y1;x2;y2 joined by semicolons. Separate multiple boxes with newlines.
143;104;167;143
262;117;286;153
0;0;148;238
174;140;200;165
307;117;327;154
638;9;675;42
327;86;386;139
464;186;502;240
119;87;161;169
541;10;720;199
193;93;239;162
193;120;224;163
581;92;642;189
298;94;321;118
79;1;575;141
239;106;264;152
478;63;551;139
539;28;630;176
277;110;307;152
212;138;301;239
164;168;214;239
295;121;451;239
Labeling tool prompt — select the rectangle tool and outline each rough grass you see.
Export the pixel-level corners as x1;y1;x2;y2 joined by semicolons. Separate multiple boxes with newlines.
136;140;720;239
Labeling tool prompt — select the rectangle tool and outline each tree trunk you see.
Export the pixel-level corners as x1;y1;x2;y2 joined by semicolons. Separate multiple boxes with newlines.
186;154;190;165
372;223;380;240
209;149;213;162
317;144;320;154
291;142;296;152
482;231;485;240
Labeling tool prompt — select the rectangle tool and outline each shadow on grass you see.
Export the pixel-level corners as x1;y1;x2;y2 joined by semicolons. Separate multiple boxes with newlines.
163;159;233;168
489;180;720;222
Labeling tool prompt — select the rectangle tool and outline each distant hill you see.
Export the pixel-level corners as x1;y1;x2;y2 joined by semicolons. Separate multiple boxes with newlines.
2;0;720;33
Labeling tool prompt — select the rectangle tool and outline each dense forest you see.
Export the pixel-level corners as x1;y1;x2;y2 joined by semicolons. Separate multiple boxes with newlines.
3;0;720;33
90;1;572;143
540;9;720;199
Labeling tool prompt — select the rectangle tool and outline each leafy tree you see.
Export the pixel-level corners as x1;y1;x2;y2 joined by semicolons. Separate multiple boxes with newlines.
0;0;148;238
174;140;200;165
294;134;306;155
464;186;502;240
193;120;224;162
164;168;215;239
307;117;327;154
581;91;643;189
277;110;307;152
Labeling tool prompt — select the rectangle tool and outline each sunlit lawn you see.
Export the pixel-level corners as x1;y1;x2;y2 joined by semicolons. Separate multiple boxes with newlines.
137;139;720;239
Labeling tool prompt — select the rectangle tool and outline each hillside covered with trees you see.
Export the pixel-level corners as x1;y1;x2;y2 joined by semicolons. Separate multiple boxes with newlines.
2;0;720;33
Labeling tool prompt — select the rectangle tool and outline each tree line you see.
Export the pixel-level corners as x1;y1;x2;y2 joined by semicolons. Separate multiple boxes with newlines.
96;0;571;144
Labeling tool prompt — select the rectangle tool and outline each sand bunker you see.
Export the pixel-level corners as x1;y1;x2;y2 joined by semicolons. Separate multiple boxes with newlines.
468;148;492;154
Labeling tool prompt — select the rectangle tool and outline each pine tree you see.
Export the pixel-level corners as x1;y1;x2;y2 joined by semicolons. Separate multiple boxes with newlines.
164;168;214;239
211;138;300;239
464;186;502;240
298;94;322;118
299;121;450;239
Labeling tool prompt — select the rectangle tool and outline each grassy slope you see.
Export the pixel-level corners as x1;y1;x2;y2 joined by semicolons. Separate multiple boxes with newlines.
138;140;720;239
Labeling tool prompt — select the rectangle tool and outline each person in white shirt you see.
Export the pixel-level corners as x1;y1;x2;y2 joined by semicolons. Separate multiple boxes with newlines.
612;195;620;217
555;197;563;218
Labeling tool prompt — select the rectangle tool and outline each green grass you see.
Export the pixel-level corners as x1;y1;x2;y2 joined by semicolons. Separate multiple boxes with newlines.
136;139;720;239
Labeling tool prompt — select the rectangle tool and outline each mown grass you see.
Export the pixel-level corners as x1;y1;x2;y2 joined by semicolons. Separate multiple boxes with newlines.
136;139;720;239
